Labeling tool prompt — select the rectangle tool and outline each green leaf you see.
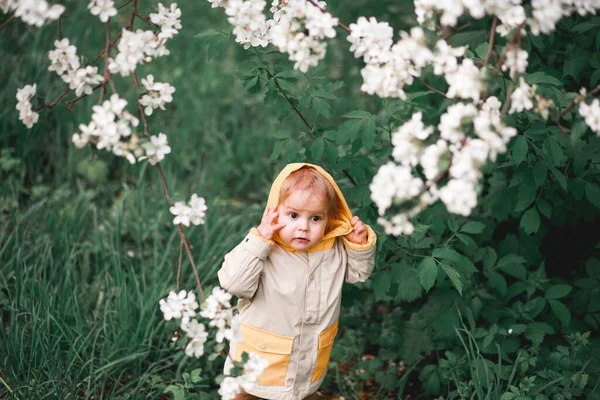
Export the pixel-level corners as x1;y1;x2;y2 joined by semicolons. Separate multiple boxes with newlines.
312;90;338;100
324;140;339;164
545;284;572;299
312;97;331;118
269;141;283;161
536;198;552;218
525;72;563;87
488;271;507;297
360;119;376;151
394;264;423;302
372;270;391;300
496;254;527;280
563;54;591;82
511;136;528;165
549;299;571;327
439;262;463;295
520;207;540;235
586;257;600;278
418;257;438;292
273;130;291;139
343;110;372;119
585;182;600;208
475;42;489;59
457;233;477;248
284;139;297;162
274;70;298;79
461;221;486;234
570;21;599;34
164;385;185;400
336;119;363;144
533;160;547;187
548;165;568;191
543;137;565;167
516;183;536;212
310;137;324;160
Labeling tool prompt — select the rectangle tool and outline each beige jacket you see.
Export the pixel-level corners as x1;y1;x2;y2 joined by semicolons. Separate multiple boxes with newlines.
218;163;377;400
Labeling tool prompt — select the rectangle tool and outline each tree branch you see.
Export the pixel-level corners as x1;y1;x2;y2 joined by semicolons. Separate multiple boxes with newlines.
482;16;498;68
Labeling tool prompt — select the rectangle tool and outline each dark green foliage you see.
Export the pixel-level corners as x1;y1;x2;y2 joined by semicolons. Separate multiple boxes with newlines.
2;0;600;399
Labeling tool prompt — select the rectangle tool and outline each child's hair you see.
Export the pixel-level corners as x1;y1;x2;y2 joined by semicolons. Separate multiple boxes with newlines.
279;166;339;222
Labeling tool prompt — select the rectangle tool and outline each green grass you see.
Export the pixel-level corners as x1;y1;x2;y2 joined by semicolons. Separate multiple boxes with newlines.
0;1;289;398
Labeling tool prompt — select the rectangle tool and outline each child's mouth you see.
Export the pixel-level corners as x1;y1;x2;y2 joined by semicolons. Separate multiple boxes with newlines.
294;238;309;242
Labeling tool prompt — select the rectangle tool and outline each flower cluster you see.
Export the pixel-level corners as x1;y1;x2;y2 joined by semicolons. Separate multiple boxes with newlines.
372;96;519;234
1;0;65;27
71;94;142;163
579;98;600;136
109;28;169;77
224;0;272;49
139;75;176;116
149;2;182;40
48;38;105;97
159;287;267;399
269;0;338;72
169;194;208;227
16;84;39;129
200;287;241;344
159;289;200;324
88;0;117;23
509;77;535;115
219;353;268;400
502;47;529;79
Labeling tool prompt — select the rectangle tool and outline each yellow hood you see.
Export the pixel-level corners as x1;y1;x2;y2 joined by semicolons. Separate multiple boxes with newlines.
266;163;355;252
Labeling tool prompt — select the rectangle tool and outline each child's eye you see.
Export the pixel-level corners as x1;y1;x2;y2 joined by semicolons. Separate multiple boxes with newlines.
311;216;322;222
289;212;298;219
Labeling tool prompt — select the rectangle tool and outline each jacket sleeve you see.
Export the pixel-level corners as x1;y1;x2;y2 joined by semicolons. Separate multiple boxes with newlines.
218;229;273;299
342;224;377;284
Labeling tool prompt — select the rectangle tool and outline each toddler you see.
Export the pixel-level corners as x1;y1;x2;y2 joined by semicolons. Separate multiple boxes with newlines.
218;163;377;400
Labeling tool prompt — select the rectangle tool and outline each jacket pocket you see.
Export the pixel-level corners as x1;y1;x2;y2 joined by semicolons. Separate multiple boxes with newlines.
311;320;339;383
234;323;294;386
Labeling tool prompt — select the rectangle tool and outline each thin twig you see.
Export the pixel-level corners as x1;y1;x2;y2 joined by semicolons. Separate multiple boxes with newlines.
176;240;183;290
482;16;498;68
443;23;472;41
58;0;64;40
306;0;350;33
91;31;122;65
118;0;133;10
65;84;103;110
128;0;137;31
135;12;153;29
178;226;205;301
0;15;16;33
37;88;70;111
416;77;450;99
558;84;600;119
100;21;112;102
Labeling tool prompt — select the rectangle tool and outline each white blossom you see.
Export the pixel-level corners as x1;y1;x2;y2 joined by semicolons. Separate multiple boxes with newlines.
392;112;434;166
509;77;535;114
420;139;449;182
9;0;65;27
143;133;171;165
67;65;104;97
170;201;191;226
502;48;528;78
433;40;466;76
377;214;415;236
369;162;424;215
438;102;478;144
88;0;117;23
159;290;199;324
149;3;182;40
181;319;209;357
347;17;393;63
439;179;478;216
579;98;600;136
528;0;563;35
48;38;80;77
445;58;482;102
108;29;169;77
139;75;176;116
189;194;208;225
16;84;39;129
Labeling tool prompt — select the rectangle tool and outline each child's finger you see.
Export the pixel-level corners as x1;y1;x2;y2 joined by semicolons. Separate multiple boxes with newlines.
351;216;359;225
272;222;286;232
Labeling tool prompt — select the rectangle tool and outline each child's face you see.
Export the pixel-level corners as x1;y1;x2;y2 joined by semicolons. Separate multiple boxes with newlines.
277;188;329;251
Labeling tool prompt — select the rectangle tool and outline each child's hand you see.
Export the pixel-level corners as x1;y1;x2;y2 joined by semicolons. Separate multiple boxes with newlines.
346;216;368;245
257;205;286;240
